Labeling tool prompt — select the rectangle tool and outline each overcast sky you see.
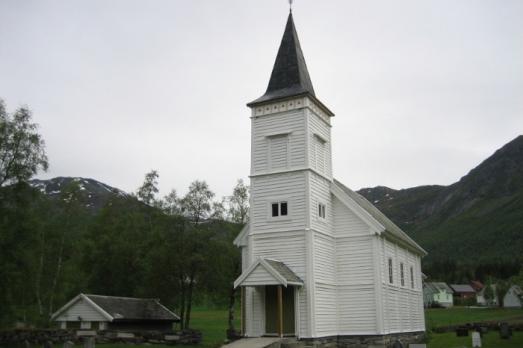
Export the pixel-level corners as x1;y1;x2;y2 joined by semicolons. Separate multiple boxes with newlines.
1;0;522;199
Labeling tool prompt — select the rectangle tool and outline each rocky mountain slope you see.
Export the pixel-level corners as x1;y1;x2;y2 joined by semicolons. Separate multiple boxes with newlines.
29;177;129;213
358;135;523;263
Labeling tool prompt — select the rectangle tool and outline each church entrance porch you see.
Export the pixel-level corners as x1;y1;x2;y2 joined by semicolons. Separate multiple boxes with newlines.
233;258;303;338
265;285;295;337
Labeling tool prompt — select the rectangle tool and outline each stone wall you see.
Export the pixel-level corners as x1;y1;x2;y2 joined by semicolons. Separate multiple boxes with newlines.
278;332;426;348
0;329;202;347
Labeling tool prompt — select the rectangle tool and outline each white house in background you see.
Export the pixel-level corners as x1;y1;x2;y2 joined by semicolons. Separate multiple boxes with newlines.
476;284;498;307
233;11;427;341
503;285;523;308
423;282;454;308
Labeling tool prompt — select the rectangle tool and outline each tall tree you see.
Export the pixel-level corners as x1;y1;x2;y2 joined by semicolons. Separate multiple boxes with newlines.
180;180;214;223
227;179;249;224
0;100;48;186
136;170;160;206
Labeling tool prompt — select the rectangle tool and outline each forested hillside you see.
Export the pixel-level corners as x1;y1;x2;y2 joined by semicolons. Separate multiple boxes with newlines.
0;177;244;329
359;135;523;281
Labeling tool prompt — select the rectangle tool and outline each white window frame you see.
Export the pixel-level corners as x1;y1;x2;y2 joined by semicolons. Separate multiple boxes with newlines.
80;321;91;329
267;198;291;221
99;322;107;331
388;258;394;284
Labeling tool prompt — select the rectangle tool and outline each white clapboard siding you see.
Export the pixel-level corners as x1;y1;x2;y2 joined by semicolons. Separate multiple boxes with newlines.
250;287;265;337
297;286;309;338
250;172;307;233
314;283;338;336
252;110;306;173
337;285;377;334
55;298;107;322
333;197;370;238
241;264;282;286
336;235;375;284
251;231;307;281
241;247;249;272
269;135;289;170
308;109;332;178
310;172;333;235
313;232;336;284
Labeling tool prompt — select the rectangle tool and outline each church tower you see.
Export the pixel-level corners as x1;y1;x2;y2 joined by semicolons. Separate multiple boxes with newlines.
234;11;426;345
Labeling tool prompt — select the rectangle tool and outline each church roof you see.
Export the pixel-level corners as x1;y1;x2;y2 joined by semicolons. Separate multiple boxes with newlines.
248;12;332;116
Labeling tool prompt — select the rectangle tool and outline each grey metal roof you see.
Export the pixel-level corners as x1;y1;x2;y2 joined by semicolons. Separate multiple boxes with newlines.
449;284;476;293
333;179;427;255
265;259;303;284
248;12;315;107
425;282;453;293
86;295;179;321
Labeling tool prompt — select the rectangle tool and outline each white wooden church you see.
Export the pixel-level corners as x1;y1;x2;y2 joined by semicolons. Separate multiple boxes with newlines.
233;11;427;342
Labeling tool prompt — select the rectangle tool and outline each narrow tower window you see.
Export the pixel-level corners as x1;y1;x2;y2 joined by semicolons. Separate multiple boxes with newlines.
410;266;415;289
318;203;326;219
400;262;405;286
388;258;393;284
271;201;288;217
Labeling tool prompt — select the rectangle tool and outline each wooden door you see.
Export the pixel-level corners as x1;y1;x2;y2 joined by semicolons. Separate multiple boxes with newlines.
265;285;295;335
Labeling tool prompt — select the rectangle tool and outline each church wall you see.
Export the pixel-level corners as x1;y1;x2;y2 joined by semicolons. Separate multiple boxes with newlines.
309;172;333;236
307;107;332;178
379;237;425;333
251;108;306;174
250;230;309;337
331;196;379;335
312;231;337;337
332;196;371;238
250;172;307;234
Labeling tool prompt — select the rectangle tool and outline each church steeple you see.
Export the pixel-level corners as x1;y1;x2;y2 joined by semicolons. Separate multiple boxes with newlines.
248;12;316;106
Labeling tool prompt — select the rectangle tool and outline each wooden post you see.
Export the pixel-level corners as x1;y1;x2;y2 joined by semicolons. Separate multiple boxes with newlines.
240;287;244;335
277;285;283;338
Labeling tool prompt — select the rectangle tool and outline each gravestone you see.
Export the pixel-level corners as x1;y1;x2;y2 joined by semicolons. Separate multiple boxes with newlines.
43;340;53;348
456;327;468;336
472;331;481;347
499;323;511;339
409;344;427;348
392;340;404;348
63;341;74;348
83;337;95;348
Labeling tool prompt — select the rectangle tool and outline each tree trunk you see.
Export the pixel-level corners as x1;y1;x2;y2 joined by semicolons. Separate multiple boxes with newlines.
48;222;68;319
184;276;194;329
35;226;46;318
179;278;186;330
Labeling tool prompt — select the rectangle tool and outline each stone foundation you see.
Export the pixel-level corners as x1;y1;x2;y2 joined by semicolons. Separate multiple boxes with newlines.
278;332;425;348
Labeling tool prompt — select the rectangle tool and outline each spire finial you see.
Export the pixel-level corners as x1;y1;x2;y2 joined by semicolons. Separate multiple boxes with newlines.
289;0;293;12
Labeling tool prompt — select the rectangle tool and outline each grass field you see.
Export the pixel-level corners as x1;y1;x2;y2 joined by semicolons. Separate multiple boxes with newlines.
426;307;523;328
48;307;523;348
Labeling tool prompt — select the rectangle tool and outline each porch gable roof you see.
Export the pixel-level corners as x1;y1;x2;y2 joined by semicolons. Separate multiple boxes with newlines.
234;258;303;289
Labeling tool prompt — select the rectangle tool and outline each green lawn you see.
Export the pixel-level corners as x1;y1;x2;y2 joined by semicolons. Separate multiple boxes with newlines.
426;307;523;328
47;307;522;348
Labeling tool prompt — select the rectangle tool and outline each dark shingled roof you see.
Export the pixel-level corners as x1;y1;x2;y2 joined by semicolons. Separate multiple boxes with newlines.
86;295;179;321
248;12;315;107
265;259;303;284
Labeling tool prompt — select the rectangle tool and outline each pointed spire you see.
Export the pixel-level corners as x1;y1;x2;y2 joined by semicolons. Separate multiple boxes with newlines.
248;12;316;106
